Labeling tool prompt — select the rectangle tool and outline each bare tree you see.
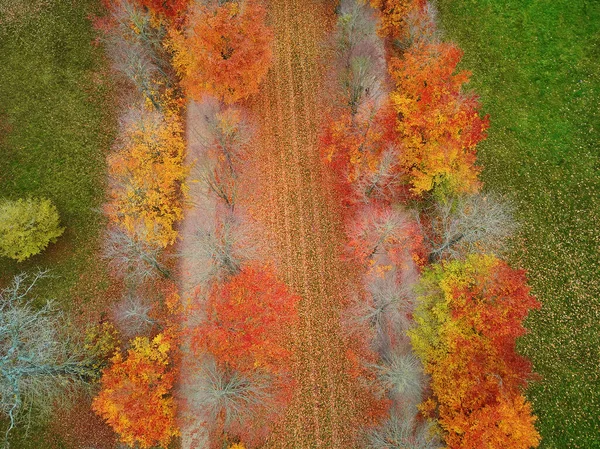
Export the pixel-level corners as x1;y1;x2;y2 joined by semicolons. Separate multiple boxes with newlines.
180;209;260;286
347;205;412;265
373;351;424;404
113;292;157;339
188;359;273;431
0;272;97;443
367;411;442;449
418;193;516;263
102;0;171;109
348;270;414;356
102;225;170;284
188;99;251;209
334;0;386;116
353;146;404;204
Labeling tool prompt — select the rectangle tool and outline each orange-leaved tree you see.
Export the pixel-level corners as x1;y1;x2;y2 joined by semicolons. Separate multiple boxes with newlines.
107;105;187;248
168;0;273;103
389;41;489;197
194;264;299;375
92;332;178;449
369;0;425;40
410;254;541;449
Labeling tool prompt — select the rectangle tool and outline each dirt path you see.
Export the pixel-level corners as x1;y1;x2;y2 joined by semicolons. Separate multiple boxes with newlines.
242;0;364;447
177;102;215;449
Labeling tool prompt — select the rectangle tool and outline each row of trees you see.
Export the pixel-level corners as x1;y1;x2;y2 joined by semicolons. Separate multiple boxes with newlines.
0;1;184;443
95;2;285;449
0;1;277;447
183;93;297;448
324;3;438;447
91;2;188;448
323;0;540;448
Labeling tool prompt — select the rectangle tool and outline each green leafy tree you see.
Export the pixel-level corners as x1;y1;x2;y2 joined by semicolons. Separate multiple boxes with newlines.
0;198;65;262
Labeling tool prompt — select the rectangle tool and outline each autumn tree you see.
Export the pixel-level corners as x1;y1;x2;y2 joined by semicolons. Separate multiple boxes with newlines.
194;264;299;375
0;272;98;441
106;106;187;248
320;102;399;196
169;0;273;103
409;254;541;448
0;197;65;262
93;332;178;449
369;0;424;41
389;41;489;196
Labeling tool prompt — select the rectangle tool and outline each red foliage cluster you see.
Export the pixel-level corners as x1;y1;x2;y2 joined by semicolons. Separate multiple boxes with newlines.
194;264;300;375
320;103;400;203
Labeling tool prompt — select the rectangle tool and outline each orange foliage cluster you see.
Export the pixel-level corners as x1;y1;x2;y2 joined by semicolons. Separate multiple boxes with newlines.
411;255;541;448
107;105;187;248
92;332;179;449
195;265;299;376
169;0;273;103
389;42;489;196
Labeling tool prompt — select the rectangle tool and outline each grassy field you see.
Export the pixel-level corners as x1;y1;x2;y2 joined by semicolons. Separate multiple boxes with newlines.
436;1;600;447
0;0;114;445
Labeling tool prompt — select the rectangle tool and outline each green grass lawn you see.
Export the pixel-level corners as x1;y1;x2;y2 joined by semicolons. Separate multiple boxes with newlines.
0;0;114;445
436;0;600;447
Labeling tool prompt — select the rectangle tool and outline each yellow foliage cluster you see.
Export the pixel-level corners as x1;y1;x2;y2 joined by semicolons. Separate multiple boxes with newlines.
84;321;121;377
369;0;419;39
108;104;188;248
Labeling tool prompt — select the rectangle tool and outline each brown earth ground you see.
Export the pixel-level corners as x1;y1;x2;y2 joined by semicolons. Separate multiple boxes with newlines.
240;0;369;447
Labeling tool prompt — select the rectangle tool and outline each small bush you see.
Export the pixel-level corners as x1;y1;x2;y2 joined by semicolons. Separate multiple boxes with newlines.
0;197;65;261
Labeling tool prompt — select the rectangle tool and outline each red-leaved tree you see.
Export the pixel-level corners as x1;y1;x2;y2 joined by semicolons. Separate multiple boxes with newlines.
410;255;541;449
194;264;299;375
